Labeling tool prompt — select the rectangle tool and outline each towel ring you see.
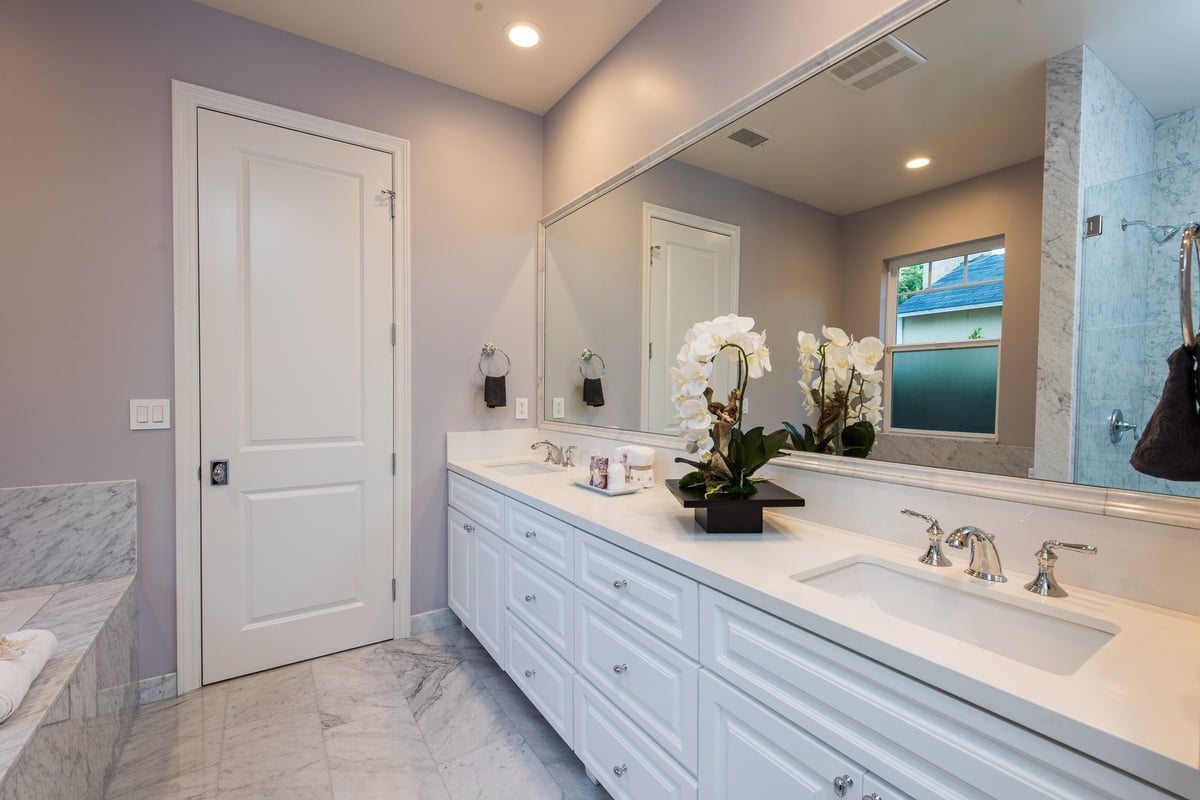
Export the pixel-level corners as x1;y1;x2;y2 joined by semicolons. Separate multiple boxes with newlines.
579;349;606;379
479;343;511;377
1181;224;1200;349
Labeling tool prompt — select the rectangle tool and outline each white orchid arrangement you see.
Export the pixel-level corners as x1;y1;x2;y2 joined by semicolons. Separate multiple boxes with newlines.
786;326;885;458
671;314;790;496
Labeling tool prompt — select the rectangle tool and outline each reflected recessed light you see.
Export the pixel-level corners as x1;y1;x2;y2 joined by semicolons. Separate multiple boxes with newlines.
906;156;932;169
504;21;541;48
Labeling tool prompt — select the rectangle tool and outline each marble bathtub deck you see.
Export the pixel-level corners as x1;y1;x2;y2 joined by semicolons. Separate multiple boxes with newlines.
105;628;611;800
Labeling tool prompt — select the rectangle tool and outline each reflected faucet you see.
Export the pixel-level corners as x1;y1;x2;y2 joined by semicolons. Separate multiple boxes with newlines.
946;526;1006;583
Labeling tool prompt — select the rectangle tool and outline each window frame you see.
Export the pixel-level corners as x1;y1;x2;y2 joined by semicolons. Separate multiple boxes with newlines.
882;236;1005;440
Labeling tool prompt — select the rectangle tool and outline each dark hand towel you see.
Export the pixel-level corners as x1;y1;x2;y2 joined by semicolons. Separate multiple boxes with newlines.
1130;345;1200;480
583;377;605;407
484;375;507;409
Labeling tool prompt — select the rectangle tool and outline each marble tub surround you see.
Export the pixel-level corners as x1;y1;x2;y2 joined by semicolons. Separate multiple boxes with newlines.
105;629;608;800
0;574;137;799
450;452;1200;798
0;481;136;591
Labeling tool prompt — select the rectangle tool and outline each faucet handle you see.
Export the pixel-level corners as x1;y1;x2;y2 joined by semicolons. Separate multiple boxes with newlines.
563;445;577;468
1024;540;1097;598
900;509;952;567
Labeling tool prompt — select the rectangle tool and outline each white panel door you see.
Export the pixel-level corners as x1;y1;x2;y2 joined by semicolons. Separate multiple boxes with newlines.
645;212;737;433
198;109;394;683
471;525;506;664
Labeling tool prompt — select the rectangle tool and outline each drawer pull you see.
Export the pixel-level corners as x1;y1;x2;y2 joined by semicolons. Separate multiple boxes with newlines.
463;523;475;532
524;594;536;602
612;663;628;674
523;669;536;678
612;764;628;777
524;530;537;538
612;578;628;589
832;775;853;797
863;794;882;800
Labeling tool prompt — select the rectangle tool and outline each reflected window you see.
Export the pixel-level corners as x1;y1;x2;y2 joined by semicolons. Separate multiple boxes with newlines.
883;237;1004;436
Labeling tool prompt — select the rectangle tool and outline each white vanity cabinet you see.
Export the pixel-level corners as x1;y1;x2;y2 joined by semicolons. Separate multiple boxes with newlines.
447;473;506;663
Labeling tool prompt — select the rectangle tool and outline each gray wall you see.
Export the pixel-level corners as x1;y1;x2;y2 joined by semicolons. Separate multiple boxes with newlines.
542;0;925;214
839;158;1045;448
0;0;541;679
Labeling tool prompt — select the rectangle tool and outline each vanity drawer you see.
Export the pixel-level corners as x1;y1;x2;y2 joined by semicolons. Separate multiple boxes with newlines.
576;594;698;773
575;532;699;658
506;611;574;747
505;547;574;660
574;675;698;800
449;472;503;528
505;498;574;577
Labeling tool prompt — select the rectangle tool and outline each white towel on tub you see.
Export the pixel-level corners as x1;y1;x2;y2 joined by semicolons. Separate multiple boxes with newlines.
0;630;58;724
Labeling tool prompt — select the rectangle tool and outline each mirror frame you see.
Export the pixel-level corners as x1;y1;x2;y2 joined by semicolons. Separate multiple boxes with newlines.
536;0;1200;531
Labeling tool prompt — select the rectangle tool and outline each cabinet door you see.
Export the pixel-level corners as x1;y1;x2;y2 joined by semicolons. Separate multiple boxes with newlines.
447;506;473;627
699;671;864;800
471;526;506;664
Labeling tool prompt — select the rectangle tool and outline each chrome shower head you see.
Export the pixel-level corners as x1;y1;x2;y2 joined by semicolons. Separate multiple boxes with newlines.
1121;218;1182;245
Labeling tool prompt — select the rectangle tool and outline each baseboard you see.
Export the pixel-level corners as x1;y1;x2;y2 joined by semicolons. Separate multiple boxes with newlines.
408;607;458;635
137;672;178;704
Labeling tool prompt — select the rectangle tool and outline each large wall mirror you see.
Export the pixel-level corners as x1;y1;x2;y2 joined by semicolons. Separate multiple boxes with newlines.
542;0;1200;502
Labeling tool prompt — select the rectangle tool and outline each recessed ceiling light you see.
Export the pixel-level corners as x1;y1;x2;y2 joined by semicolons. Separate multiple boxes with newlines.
504;21;541;48
905;156;932;169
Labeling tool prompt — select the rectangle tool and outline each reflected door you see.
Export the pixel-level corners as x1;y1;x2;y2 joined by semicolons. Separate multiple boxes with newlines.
643;207;739;433
198;109;395;683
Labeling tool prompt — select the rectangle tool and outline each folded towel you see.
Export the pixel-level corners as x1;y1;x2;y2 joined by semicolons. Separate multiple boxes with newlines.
615;445;655;488
484;375;507;409
1131;345;1200;480
0;629;58;724
583;377;605;407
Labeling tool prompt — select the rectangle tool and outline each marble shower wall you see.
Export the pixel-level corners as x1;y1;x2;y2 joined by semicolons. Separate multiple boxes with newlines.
0;481;136;590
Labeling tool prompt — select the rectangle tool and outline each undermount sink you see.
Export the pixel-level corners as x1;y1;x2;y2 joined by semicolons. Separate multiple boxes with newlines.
792;557;1118;675
482;459;563;476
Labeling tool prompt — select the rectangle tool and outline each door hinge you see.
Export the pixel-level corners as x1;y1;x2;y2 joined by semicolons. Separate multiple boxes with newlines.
390;323;396;346
197;465;201;481
649;342;653;359
391;578;397;601
391;452;396;475
382;188;396;219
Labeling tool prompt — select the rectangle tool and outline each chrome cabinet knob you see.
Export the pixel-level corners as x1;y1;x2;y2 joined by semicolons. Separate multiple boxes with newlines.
832;775;853;797
612;663;628;674
863;794;882;800
523;594;536;602
523;669;535;678
612;578;628;589
463;523;474;532
524;530;536;538
612;764;628;777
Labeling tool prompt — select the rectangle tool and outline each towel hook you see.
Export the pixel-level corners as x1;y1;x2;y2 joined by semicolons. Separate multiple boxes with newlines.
1180;223;1200;349
479;343;511;377
579;349;606;379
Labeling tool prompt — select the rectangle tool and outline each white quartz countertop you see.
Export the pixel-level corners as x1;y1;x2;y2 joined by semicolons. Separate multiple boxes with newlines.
449;458;1200;799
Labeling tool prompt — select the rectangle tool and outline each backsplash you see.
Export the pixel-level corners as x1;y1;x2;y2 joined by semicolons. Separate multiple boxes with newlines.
0;480;137;590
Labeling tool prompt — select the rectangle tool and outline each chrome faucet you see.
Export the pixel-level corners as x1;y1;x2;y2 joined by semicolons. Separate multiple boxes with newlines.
946;525;1006;583
531;440;573;467
900;509;953;567
1023;540;1097;597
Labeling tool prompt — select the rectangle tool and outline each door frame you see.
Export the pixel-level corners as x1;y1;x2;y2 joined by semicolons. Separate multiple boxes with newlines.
171;81;412;694
639;203;741;431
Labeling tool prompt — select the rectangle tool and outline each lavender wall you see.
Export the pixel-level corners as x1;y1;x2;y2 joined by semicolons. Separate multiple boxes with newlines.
541;0;926;214
0;0;541;679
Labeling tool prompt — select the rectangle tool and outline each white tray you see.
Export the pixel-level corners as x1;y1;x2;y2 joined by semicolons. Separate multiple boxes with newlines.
569;477;641;496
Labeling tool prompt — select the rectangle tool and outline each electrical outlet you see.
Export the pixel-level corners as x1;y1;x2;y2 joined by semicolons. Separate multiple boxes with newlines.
552;397;565;419
515;397;529;420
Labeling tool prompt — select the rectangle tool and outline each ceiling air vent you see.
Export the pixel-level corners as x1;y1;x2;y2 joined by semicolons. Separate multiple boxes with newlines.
727;127;771;149
829;34;926;91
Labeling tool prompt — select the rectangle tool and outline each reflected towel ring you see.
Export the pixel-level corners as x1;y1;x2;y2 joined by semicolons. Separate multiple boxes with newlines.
580;349;606;378
479;343;511;377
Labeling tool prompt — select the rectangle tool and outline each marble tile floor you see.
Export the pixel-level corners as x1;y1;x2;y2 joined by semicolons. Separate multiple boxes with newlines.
103;628;611;800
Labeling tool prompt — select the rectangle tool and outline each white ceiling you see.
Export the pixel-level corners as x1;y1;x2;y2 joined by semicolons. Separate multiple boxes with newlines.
192;0;662;114
675;0;1200;216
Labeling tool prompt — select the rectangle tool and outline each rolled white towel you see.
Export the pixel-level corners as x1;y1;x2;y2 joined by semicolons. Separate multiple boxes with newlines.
616;445;656;488
0;630;58;724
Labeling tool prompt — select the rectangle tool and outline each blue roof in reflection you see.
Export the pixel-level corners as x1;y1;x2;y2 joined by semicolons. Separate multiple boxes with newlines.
898;252;1004;315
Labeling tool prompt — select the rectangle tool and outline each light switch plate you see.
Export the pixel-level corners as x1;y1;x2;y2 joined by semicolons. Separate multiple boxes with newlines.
552;397;565;419
515;397;529;420
130;399;171;430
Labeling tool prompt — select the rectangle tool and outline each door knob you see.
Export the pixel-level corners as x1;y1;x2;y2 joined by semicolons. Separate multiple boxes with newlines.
210;460;229;486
